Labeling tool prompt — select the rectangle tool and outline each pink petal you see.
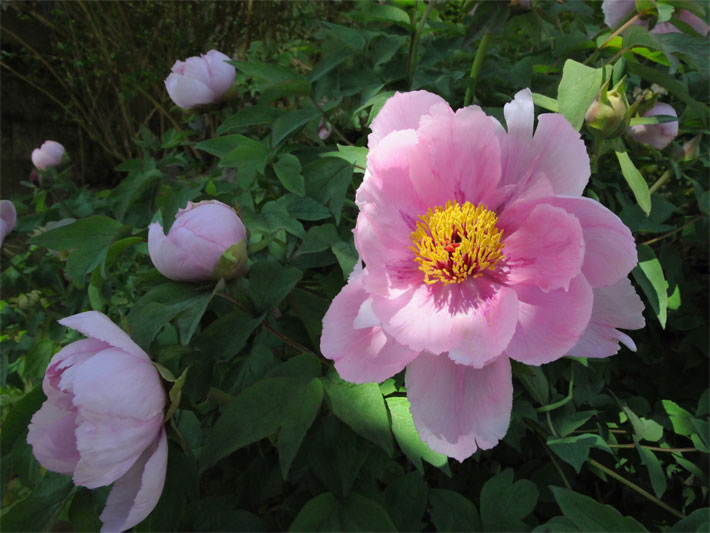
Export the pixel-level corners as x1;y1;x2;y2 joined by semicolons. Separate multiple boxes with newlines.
43;338;109;411
501;203;585;292
368;90;447;149
506;274;593;365
42;141;65;161
99;429;168;533
602;0;635;28
543;196;637;288
373;279;519;368
408;103;502;208
73;410;164;488
569;277;645;358
148;221;213;281
203;50;235;98
58;311;148;362
164;73;214;110
653;10;710;36
27;401;80;474
320;272;419;383
1;200;17;246
495;90;590;202
628;103;678;150
406;353;512;461
71;348;165;420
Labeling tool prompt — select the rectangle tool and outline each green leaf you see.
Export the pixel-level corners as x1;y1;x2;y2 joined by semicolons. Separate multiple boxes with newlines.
309;45;357;82
24;339;54;380
669;508;710;532
233;60;311;103
554;409;597;437
110;161;163;220
200;376;320;471
513;362;549;405
550;486;647;532
624;404;664;442
428;489;482;532
195;134;246;158
67;488;101;532
385;473;428;532
272;107;321;146
289;492;396;532
557;60;604;130
273;154;305;196
196;309;262;362
661;399;695;436
1;386;45;453
547;434;610;473
249;260;303;312
635;438;667;498
632;244;669;328
532;92;559;112
324;376;393;456
304;158;354;223
322;145;368;171
615;151;652;216
28;216;128;286
278;194;331;221
217;105;283;135
127;282;214;349
1;472;74;532
480;469;539;531
278;378;324;479
297;224;339;255
386;396;448;472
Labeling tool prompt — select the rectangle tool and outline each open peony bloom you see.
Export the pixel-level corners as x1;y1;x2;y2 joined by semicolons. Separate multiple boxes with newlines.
27;311;167;532
628;102;678;150
1;199;17;247
31;140;65;171
148;200;247;282
164;50;236;110
602;0;709;36
320;89;645;461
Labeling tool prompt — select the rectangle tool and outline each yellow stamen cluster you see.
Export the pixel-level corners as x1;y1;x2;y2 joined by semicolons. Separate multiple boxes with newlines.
409;201;505;285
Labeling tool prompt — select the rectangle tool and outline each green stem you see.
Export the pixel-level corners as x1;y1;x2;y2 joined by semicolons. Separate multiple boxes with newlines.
640;215;704;246
464;32;492;107
587;458;685;519
408;0;436;87
536;365;574;413
648;169;672;195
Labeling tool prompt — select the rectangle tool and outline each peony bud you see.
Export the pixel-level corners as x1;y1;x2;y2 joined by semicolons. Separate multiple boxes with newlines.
674;135;701;163
1;200;17;247
31;140;65;171
27;311;167;532
148;200;247;282
164;50;236;110
627;102;678;150
318;118;332;140
585;79;630;138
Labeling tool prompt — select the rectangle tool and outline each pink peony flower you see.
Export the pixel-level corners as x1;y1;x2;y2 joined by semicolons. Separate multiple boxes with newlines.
31;140;65;171
602;0;709;36
628;102;678;150
320;89;645;461
148;200;248;282
27;311;167;532
1;199;16;247
164;50;236;110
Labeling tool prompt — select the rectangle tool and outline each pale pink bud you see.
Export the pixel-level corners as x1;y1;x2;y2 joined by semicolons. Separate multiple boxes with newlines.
27;311;168;532
148;200;247;282
628;102;678;149
0;200;17;247
31;140;65;171
164;50;236;110
318;118;332;140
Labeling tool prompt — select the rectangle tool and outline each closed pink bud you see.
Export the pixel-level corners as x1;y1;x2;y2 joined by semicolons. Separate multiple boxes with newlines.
164;50;236;110
31;140;65;171
318;118;332;140
628;102;678;149
27;311;168;532
1;200;17;247
148;200;248;282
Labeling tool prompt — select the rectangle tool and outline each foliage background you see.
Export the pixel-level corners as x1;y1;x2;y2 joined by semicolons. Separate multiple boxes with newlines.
1;0;708;531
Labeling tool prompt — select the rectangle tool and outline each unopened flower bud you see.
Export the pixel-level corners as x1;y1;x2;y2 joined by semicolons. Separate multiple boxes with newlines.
627;102;678;150
0;200;16;248
674;135;701;163
164;50;236;110
148;200;248;282
585;79;630;138
31;140;65;171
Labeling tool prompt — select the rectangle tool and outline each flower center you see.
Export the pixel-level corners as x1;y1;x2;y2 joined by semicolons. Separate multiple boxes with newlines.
409;201;505;285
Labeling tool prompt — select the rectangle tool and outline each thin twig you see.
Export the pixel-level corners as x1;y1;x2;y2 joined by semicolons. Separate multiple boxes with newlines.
641;216;704;246
587;458;685;519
